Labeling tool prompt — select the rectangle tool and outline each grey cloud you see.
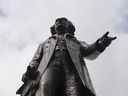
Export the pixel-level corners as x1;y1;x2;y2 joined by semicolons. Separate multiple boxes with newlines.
0;9;7;17
114;0;128;33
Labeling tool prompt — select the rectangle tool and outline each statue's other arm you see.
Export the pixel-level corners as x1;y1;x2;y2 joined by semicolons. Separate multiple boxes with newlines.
22;43;44;82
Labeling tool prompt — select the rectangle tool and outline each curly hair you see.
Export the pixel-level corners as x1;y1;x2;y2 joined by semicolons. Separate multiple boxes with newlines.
50;17;75;36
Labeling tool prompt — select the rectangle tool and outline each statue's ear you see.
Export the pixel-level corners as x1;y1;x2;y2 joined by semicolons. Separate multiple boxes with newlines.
50;25;56;35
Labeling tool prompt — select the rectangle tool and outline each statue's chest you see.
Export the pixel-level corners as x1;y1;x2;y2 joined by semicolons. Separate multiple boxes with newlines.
66;39;80;52
55;36;67;50
43;37;80;57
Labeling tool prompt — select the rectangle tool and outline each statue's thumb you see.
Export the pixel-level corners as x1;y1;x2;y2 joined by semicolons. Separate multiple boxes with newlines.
111;36;117;40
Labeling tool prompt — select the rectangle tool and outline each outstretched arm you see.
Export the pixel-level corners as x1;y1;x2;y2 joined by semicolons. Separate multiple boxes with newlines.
80;41;100;60
80;32;117;60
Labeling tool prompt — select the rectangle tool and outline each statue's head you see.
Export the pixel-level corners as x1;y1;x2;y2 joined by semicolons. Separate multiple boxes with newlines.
50;17;75;35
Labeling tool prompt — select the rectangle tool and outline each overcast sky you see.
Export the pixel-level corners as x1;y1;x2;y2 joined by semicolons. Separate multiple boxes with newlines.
0;0;128;96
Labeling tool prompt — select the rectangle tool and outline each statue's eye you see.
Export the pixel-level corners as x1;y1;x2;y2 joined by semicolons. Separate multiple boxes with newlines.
55;19;60;23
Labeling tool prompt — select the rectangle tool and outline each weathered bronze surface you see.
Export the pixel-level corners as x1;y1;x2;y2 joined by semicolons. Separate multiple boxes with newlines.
16;17;116;96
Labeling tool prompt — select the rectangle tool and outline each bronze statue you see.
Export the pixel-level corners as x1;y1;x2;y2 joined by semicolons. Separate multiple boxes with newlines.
16;17;116;96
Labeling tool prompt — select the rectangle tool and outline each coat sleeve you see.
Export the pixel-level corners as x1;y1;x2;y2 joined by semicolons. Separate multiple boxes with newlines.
28;43;44;70
80;41;101;60
22;43;44;82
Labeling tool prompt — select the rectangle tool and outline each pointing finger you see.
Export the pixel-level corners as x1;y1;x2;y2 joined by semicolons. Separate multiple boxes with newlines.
103;32;109;37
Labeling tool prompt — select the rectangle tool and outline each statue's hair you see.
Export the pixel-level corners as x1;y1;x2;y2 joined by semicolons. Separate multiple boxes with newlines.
50;25;56;35
50;17;75;36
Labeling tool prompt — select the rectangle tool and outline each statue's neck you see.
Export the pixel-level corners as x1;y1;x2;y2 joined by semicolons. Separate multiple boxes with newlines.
51;32;75;40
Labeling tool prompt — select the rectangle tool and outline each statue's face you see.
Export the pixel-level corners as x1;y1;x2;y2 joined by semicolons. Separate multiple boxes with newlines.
55;18;69;34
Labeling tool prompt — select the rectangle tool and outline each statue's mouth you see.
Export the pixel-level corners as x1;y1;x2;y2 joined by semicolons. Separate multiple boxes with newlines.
56;24;66;33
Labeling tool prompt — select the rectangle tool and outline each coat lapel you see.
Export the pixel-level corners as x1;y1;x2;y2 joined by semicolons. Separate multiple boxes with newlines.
65;35;96;95
38;37;57;73
65;37;84;83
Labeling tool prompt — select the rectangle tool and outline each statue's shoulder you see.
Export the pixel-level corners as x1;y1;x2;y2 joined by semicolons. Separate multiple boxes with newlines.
71;37;84;45
40;35;57;46
64;33;79;43
79;40;87;44
73;37;81;44
39;38;50;46
79;40;89;48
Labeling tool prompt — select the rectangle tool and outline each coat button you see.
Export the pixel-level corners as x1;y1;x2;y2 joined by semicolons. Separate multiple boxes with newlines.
48;40;50;43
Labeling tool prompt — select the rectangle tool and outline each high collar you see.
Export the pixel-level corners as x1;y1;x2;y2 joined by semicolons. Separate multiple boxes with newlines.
51;33;74;39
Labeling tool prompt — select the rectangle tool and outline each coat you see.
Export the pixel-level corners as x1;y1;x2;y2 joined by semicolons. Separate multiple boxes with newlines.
19;33;101;96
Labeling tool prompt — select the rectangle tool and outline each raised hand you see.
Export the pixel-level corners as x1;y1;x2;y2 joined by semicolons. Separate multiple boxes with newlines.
96;32;117;52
